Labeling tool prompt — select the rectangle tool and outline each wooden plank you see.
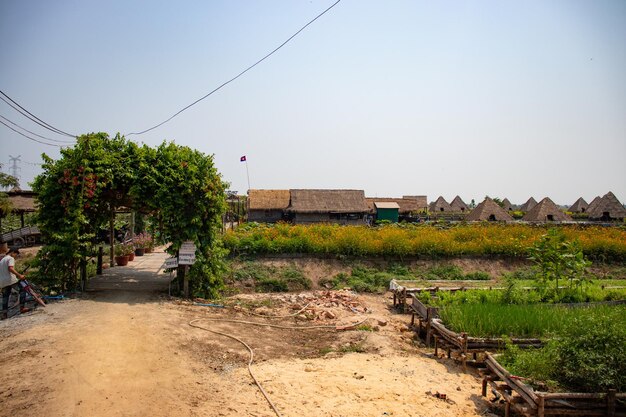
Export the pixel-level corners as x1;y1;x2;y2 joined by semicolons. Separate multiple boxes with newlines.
486;354;539;407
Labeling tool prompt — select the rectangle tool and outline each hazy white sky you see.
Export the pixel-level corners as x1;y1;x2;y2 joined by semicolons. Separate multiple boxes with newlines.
1;0;624;206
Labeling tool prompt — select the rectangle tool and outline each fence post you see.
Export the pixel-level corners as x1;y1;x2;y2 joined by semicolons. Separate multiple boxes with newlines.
607;389;616;417
97;246;103;275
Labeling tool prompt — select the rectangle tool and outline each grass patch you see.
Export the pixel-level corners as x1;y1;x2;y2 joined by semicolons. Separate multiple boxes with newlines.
230;262;312;293
338;342;367;353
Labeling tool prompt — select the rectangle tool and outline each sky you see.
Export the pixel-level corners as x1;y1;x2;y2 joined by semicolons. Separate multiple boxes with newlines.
1;0;625;206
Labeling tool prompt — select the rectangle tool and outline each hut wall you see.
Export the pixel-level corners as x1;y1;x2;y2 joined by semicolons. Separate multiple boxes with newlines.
293;213;365;225
248;209;285;223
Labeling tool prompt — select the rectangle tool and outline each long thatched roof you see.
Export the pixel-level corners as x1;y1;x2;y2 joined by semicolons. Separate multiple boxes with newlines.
449;196;469;213
522;197;571;222
586;192;626;220
248;189;290;210
288;189;368;214
519;197;537;212
568;197;588;213
366;197;427;214
466;198;513;221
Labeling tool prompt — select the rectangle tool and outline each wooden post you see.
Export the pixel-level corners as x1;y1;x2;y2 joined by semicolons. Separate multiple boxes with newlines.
20;212;25;228
434;336;439;356
482;378;488;397
109;209;115;267
607;389;616;417
537;395;545;417
97;246;103;275
129;211;135;240
183;265;189;298
80;256;87;292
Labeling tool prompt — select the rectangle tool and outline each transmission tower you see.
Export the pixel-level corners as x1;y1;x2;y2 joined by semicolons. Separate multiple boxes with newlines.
8;154;21;186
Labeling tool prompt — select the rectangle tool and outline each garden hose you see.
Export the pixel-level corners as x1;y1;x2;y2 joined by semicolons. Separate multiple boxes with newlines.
188;315;370;417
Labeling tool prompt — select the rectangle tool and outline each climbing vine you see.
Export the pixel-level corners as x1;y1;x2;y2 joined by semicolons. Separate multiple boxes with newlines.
32;133;227;297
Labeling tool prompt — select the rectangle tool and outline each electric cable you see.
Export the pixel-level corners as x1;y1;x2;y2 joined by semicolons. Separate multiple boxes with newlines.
0;114;74;144
127;0;342;136
0;119;62;147
0;90;76;138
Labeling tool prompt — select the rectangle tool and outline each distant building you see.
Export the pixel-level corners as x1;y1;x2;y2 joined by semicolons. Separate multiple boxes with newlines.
568;197;588;214
429;196;452;213
522;198;571;222
247;189;290;223
287;189;369;225
466;198;513;222
519;197;537;213
586;192;626;221
449;196;470;213
501;198;514;212
366;196;428;221
373;202;399;223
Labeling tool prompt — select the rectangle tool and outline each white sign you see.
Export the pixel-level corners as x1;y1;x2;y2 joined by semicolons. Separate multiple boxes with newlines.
179;241;196;265
164;257;178;268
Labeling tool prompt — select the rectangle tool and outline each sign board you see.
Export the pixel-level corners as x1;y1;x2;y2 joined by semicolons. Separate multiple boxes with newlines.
179;241;196;265
164;257;178;269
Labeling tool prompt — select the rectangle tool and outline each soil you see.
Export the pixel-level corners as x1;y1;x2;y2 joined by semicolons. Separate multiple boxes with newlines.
0;289;498;417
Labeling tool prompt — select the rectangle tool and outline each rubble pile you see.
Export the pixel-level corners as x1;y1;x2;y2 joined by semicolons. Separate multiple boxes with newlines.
248;290;369;322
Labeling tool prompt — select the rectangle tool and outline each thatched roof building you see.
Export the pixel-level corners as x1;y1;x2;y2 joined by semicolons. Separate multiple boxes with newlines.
3;188;37;214
519;197;537;212
522;197;571;222
568;197;588;213
501;198;514;211
449;196;469;213
466;198;513;222
586;192;626;221
429;196;452;213
586;196;601;214
287;189;368;225
366;197;427;214
402;195;428;209
247;189;290;222
248;189;290;211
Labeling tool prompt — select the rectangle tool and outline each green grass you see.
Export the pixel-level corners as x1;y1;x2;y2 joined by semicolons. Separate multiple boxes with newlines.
230;262;312;293
438;304;626;338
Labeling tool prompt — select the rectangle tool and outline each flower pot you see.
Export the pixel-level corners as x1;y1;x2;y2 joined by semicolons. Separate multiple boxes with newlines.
128;253;135;261
145;247;153;254
134;248;145;256
115;255;129;266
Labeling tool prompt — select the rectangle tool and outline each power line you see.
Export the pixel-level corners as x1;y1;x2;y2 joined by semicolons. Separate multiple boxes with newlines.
0;119;62;147
126;0;342;136
0;114;75;144
0;90;77;138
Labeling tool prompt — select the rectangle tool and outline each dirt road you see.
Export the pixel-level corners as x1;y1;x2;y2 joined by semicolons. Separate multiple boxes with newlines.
0;251;495;417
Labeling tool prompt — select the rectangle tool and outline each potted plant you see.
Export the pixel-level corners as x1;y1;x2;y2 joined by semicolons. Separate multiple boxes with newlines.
114;244;129;266
133;233;150;256
126;243;135;261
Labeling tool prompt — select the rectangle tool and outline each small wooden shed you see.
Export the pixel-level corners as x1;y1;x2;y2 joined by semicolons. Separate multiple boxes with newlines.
374;202;400;223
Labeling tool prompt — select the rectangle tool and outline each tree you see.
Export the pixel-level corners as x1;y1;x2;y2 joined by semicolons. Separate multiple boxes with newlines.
32;133;227;297
528;229;591;299
0;164;19;215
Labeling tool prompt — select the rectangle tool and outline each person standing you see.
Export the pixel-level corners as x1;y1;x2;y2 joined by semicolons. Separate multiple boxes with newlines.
1;247;30;319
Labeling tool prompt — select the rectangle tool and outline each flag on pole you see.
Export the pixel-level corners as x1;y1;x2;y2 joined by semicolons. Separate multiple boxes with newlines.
240;155;246;162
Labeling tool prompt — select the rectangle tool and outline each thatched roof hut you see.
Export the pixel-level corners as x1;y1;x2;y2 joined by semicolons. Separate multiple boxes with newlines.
586;192;626;220
429;196;452;213
3;189;37;214
501;198;514;211
248;189;290;210
568;197;588;213
522;197;571;222
586;196;601;214
519;197;537;212
449;196;469;213
366;197;427;214
288;189;368;214
466;198;513;222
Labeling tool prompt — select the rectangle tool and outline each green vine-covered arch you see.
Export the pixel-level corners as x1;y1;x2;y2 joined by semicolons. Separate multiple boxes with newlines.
32;132;227;297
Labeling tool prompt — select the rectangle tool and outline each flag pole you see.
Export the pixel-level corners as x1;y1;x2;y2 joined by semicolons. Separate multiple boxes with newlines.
245;160;250;190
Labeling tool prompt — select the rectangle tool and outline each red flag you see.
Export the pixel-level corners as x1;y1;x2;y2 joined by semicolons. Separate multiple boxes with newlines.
240;155;246;162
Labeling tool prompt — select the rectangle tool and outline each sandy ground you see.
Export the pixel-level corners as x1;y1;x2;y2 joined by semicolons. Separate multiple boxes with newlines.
0;251;497;417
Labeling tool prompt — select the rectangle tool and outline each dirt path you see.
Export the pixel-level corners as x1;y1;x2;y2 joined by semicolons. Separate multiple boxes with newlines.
0;252;496;417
